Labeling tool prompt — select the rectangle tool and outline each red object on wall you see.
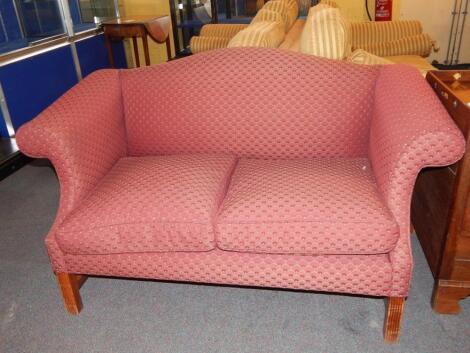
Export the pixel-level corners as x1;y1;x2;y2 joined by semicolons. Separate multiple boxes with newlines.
375;0;393;21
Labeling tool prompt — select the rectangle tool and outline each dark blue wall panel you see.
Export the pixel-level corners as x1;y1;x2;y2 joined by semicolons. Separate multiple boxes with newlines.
0;108;9;138
0;45;78;130
76;34;127;77
0;1;23;43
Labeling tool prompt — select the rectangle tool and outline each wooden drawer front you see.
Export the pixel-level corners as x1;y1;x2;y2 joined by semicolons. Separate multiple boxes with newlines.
461;191;470;231
456;231;470;259
428;76;470;134
412;166;456;276
452;259;470;281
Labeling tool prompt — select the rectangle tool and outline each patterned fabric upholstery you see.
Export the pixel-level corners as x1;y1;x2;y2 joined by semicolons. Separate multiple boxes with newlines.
300;4;352;60
16;70;127;270
16;48;466;299
217;158;399;255
64;250;393;297
57;155;236;255
347;49;394;65
227;21;286;48
120;48;378;159
369;65;466;295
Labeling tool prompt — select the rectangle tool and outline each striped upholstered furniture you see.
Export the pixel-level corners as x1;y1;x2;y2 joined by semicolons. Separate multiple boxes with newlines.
191;0;436;73
17;48;464;342
190;0;298;52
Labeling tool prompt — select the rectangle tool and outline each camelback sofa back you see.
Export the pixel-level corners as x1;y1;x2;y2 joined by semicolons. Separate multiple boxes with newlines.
17;48;465;343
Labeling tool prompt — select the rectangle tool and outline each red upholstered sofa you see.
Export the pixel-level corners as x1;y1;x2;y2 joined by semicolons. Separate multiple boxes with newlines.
17;48;465;342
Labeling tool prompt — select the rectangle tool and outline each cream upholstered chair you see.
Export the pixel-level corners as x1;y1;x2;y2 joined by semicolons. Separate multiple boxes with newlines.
190;0;298;53
190;0;436;74
227;21;286;49
297;2;436;75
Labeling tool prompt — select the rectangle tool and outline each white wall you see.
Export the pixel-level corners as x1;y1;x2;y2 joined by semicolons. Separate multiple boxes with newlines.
399;0;470;64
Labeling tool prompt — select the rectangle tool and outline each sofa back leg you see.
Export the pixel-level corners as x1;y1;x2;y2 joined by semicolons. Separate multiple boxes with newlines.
384;297;405;343
56;273;86;315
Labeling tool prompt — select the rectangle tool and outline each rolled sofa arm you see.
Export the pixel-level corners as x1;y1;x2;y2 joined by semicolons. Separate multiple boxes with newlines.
199;23;249;38
16;69;127;272
369;65;465;296
190;36;231;54
16;70;127;218
350;20;434;57
190;24;249;54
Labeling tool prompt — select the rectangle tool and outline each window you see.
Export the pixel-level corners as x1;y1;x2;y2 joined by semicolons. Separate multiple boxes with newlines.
69;0;118;33
0;0;65;55
0;0;119;56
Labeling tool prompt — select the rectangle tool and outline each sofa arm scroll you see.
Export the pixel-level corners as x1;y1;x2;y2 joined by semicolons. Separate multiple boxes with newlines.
370;65;465;223
369;65;465;296
16;70;127;218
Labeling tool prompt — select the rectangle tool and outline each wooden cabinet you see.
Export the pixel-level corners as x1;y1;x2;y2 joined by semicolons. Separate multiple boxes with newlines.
412;70;470;314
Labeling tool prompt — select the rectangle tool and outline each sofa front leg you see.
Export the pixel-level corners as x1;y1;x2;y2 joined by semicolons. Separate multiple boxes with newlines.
56;273;87;315
384;297;405;343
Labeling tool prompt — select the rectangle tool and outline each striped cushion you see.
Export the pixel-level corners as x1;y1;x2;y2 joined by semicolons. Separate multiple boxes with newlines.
300;5;352;60
351;20;423;47
252;9;289;32
263;1;289;14
272;0;299;30
279;18;305;51
200;24;249;38
347;49;394;65
227;21;286;48
358;33;433;57
190;36;231;54
320;0;339;7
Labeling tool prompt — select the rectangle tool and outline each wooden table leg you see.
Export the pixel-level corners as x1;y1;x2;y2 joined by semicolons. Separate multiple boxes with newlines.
165;36;172;61
142;34;151;66
105;34;115;68
132;37;140;67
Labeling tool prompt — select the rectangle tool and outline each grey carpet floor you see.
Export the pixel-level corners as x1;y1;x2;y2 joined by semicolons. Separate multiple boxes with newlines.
1;162;469;353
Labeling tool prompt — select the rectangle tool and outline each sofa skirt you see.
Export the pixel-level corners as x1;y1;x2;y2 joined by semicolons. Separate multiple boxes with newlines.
63;249;393;297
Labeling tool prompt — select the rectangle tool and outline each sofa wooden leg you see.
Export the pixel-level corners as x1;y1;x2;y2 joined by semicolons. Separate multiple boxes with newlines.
384;297;405;343
56;273;86;315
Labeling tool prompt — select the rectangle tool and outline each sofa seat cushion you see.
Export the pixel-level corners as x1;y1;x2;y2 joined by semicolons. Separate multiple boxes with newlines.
216;158;399;255
57;154;237;255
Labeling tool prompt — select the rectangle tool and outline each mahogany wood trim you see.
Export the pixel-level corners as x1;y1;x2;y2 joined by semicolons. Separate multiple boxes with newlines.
132;37;140;67
384;297;405;343
56;273;83;315
142;34;150;66
165;36;172;61
432;280;470;314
